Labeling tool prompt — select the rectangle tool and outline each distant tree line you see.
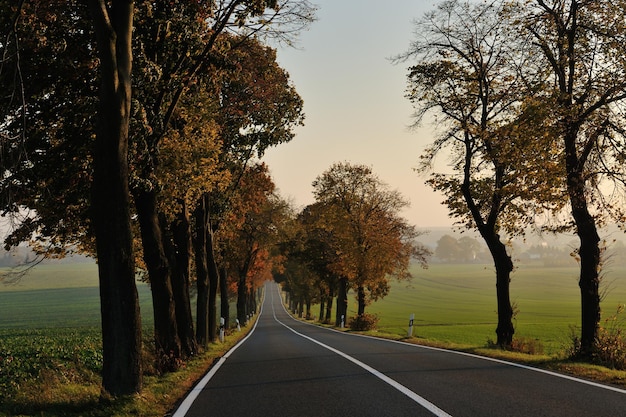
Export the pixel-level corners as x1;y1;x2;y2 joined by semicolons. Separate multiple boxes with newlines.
432;233;626;267
432;235;489;263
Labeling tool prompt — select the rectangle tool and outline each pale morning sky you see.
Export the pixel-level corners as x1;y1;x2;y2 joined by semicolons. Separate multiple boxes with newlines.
261;0;453;228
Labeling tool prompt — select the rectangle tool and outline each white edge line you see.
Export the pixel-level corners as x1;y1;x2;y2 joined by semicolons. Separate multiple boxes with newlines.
279;288;626;396
171;291;266;417
271;285;453;417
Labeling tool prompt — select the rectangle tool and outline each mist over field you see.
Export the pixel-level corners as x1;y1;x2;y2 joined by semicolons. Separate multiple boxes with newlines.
418;226;626;268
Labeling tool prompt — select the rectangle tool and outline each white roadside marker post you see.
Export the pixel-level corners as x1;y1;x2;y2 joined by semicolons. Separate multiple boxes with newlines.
408;313;415;337
219;317;225;342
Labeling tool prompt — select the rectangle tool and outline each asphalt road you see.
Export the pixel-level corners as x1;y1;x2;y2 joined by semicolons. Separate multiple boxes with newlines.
173;282;626;417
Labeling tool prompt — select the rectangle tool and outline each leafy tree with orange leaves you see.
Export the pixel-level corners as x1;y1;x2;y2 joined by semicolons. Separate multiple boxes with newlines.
193;33;304;342
312;162;429;321
221;163;290;325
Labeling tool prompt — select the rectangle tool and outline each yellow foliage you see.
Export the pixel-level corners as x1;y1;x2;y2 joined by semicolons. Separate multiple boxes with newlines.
156;113;230;220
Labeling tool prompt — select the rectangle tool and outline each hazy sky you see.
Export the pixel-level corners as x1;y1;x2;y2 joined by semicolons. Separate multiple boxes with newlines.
261;0;453;228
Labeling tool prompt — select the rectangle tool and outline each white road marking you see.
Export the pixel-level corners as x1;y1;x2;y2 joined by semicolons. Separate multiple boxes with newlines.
171;281;626;417
271;285;454;417
171;294;265;417
297;312;626;396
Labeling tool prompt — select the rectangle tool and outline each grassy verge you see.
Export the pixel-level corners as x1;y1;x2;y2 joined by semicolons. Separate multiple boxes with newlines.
366;329;626;388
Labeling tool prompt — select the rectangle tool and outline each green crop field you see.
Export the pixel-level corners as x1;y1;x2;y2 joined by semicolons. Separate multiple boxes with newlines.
0;263;154;329
335;263;626;355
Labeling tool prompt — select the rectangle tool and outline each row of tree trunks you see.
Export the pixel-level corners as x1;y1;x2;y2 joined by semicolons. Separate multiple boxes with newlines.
282;277;359;325
170;202;197;358
192;194;223;344
335;277;348;326
137;188;235;363
131;187;234;367
194;193;232;341
193;196;210;346
134;189;182;371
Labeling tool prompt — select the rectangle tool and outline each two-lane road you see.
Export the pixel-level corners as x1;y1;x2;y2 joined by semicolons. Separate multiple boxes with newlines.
173;282;626;416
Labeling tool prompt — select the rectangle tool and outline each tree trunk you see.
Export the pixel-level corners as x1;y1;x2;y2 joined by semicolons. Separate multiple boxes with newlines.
566;136;601;357
87;0;142;396
207;224;219;342
462;167;515;347
335;277;348;326
488;237;515;347
577;222;601;356
219;265;230;329
357;285;366;316
474;221;514;347
193;196;209;347
170;202;197;358
325;283;334;323
305;297;311;320
134;189;181;371
237;273;248;326
248;290;257;317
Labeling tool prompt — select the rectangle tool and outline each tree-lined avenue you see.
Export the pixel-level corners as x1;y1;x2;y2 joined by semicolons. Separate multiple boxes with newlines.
174;282;626;417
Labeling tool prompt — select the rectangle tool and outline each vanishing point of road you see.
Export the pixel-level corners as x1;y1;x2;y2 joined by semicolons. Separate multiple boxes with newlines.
172;282;626;417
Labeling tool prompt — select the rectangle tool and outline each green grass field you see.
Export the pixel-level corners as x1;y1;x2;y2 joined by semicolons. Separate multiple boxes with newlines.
337;263;626;355
2;262;625;353
0;263;154;329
